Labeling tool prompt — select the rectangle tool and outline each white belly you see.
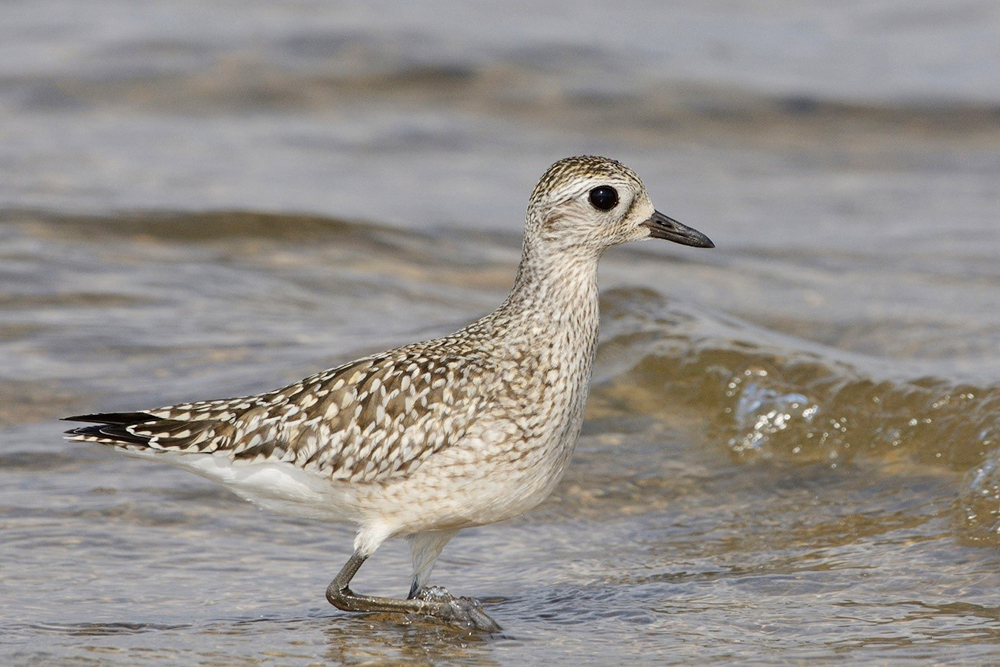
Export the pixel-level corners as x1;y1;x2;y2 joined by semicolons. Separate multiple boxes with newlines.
118;447;361;521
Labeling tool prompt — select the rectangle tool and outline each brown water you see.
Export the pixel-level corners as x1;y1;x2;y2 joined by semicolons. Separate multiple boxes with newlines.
3;1;1000;664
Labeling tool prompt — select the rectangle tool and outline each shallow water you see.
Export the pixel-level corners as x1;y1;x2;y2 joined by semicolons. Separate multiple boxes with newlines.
3;1;1000;665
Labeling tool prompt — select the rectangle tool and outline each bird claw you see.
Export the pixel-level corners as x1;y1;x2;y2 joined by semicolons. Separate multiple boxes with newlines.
414;585;502;633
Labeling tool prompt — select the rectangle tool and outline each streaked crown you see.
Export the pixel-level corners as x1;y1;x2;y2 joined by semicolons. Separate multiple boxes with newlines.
528;155;643;209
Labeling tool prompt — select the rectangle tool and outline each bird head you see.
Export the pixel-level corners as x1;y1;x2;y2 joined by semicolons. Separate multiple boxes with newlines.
524;155;714;258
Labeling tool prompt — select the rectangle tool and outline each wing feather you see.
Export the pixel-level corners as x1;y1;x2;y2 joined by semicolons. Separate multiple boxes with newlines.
65;343;492;483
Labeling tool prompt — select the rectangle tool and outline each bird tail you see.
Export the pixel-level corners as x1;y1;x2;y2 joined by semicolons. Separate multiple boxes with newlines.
64;408;233;453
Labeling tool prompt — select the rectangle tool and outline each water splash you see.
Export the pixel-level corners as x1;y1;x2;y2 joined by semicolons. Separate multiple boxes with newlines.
961;452;1000;542
725;366;817;457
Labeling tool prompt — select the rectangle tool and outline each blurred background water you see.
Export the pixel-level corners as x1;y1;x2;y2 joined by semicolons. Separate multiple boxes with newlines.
2;1;1000;664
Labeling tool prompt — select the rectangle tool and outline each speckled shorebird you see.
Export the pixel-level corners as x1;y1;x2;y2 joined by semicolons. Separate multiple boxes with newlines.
65;156;713;631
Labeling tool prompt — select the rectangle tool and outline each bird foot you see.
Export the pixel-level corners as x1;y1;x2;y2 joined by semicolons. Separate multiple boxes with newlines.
414;585;502;633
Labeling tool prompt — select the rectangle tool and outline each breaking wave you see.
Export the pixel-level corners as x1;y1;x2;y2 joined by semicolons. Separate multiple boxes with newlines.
595;287;1000;542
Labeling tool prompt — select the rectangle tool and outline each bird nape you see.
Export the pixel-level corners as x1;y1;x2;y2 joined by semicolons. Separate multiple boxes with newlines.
65;155;714;632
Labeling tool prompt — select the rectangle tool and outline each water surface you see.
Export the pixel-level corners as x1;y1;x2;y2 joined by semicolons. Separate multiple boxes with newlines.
2;1;1000;664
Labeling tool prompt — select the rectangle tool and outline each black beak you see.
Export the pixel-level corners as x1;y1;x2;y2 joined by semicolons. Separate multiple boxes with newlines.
641;210;714;248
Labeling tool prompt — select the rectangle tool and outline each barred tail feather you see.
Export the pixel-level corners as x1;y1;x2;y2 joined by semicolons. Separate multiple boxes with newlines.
64;412;161;446
63;411;227;452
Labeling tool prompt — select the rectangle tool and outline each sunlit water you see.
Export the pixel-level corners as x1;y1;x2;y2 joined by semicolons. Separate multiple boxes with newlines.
2;1;1000;664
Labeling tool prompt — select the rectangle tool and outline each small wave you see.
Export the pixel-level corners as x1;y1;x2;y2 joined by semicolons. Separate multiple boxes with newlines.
13;55;1000;145
16;620;191;637
0;209;366;243
594;287;1000;541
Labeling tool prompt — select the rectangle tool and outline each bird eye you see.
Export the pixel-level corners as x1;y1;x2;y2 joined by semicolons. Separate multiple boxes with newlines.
588;186;619;211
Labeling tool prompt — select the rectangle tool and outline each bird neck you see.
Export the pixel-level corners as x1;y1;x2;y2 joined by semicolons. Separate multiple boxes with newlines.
497;239;602;338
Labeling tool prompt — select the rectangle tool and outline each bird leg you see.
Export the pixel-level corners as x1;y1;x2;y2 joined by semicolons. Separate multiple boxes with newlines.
326;550;501;632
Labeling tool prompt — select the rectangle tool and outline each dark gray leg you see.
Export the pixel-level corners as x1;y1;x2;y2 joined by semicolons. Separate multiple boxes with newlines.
326;550;501;632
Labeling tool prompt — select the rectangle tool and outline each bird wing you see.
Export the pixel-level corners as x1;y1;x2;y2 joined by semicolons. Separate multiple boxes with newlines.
66;344;491;484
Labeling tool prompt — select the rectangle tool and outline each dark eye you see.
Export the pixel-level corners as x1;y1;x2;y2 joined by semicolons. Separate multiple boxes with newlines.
588;186;619;211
